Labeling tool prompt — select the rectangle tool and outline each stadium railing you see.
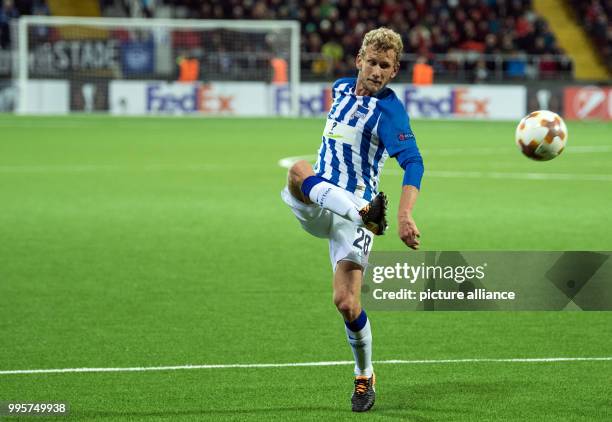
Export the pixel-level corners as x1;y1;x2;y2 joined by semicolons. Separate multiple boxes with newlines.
301;52;574;82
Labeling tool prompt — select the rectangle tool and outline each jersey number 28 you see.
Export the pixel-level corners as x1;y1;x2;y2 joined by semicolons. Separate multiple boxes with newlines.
353;228;372;255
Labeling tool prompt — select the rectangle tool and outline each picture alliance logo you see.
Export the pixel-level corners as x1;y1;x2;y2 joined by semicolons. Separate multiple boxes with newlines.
371;262;488;284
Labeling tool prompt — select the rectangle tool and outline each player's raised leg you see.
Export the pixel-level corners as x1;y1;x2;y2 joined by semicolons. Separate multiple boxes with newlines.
287;160;388;235
288;160;362;221
334;260;376;412
286;160;315;204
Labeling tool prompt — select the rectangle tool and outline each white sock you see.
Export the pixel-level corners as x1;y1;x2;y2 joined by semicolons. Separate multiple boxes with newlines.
307;181;362;223
345;319;373;377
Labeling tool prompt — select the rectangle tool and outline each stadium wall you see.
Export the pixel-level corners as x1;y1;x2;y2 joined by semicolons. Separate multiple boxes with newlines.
1;80;610;120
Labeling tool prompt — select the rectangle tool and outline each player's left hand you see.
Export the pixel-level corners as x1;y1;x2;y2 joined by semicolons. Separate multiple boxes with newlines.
398;213;420;250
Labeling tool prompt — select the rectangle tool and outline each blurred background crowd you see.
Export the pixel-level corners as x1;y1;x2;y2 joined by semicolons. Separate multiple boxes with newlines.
0;0;611;82
568;0;611;70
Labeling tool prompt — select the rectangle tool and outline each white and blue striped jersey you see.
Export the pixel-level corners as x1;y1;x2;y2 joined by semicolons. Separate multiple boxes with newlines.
313;77;422;202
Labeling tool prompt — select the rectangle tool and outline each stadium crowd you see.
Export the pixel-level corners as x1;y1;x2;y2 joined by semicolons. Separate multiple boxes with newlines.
569;0;612;71
160;0;574;81
0;0;49;48
3;0;612;80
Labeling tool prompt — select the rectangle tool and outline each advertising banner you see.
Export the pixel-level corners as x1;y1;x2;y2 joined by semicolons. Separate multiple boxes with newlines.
110;81;268;116
121;40;155;75
273;83;332;117
563;86;611;120
398;85;526;120
25;80;69;114
29;39;120;76
526;85;564;116
70;80;109;112
18;80;529;118
0;81;16;112
272;83;526;120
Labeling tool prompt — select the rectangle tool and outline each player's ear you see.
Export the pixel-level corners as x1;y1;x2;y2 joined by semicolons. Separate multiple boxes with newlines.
356;54;362;69
392;61;399;78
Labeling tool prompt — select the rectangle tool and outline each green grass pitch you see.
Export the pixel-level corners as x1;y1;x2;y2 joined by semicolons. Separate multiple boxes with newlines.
0;115;611;420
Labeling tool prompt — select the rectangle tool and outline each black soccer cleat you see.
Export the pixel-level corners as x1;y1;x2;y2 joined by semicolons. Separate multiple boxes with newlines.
359;192;388;235
351;373;376;412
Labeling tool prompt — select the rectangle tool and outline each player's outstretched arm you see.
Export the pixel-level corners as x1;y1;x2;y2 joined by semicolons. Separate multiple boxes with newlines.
398;185;420;250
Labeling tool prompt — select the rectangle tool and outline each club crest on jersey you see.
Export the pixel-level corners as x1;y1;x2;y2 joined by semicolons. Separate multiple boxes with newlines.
351;105;369;120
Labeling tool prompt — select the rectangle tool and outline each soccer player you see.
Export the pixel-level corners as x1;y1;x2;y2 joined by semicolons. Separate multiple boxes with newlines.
281;27;423;412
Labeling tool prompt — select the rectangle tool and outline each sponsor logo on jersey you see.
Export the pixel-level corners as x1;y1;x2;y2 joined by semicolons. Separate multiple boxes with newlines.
323;119;359;142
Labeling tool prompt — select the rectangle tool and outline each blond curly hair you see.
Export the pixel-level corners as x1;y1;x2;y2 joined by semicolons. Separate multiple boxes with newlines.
358;27;403;64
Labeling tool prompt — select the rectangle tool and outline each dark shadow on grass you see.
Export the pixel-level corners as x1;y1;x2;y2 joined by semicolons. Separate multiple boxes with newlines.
76;381;526;420
78;406;347;419
371;380;524;421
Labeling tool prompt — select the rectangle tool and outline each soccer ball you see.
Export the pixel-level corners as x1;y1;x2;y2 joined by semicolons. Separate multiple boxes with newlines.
515;110;568;161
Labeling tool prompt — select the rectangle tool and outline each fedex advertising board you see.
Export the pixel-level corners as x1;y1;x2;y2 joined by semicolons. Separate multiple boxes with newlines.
272;83;525;120
274;84;333;116
109;81;524;119
399;85;526;120
563;86;611;120
110;81;267;116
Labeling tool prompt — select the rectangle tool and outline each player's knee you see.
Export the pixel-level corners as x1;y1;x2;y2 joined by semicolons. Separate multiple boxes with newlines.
288;160;314;186
287;160;315;203
334;295;359;319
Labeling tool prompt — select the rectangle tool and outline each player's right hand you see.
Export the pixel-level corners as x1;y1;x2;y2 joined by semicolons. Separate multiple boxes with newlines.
398;213;420;250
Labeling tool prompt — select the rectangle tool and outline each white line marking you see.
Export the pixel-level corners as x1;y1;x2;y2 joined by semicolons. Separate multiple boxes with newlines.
277;155;315;169
383;169;612;182
421;146;612;156
1;357;610;375
277;155;612;182
277;146;612;169
0;164;230;173
557;146;612;153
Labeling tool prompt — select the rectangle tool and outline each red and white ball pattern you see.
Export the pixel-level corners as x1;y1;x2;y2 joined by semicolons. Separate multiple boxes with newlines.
515;110;568;161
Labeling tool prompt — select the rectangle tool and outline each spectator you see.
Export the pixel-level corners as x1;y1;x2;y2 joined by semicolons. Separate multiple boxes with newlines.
539;53;559;79
270;55;288;84
0;0;19;49
177;52;199;82
505;50;527;79
472;58;489;83
32;0;50;41
321;38;343;76
412;55;434;85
